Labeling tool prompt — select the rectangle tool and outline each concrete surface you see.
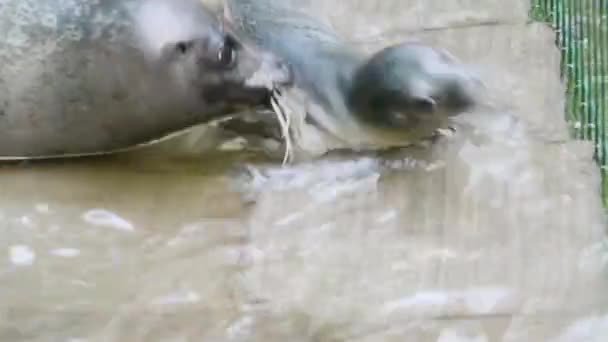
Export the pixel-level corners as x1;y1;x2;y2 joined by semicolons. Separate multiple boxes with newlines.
0;0;607;341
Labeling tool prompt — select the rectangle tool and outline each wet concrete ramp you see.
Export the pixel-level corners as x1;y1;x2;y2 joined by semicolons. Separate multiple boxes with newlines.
0;0;607;341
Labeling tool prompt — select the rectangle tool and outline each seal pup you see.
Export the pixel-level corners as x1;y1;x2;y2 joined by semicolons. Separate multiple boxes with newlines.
0;0;291;159
220;0;485;162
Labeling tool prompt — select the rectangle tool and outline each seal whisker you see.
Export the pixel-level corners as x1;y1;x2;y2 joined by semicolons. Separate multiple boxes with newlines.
270;91;294;164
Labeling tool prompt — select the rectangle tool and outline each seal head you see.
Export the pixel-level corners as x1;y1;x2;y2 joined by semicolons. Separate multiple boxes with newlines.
156;30;290;113
135;0;292;111
347;42;480;137
220;0;484;161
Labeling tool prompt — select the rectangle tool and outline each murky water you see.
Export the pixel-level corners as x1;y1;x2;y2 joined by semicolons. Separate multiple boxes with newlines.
1;108;607;341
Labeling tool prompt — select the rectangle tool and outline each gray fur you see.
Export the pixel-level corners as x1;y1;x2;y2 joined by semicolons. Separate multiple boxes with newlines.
222;0;484;155
0;0;291;158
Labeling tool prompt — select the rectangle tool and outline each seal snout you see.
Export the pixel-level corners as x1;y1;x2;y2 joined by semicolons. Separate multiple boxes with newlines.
270;58;294;87
344;41;486;135
243;50;294;90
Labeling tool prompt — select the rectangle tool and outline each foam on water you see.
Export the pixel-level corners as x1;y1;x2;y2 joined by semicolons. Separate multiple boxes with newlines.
437;330;488;342
50;248;81;258
35;203;51;214
82;209;135;232
151;290;201;306
381;287;513;316
551;315;608;342
235;156;383;195
9;244;36;266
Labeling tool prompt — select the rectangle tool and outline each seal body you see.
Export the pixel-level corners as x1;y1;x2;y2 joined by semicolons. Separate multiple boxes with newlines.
0;0;291;159
223;0;483;159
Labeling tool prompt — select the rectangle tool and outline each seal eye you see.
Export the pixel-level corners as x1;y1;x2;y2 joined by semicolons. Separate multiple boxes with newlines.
217;34;240;68
217;45;236;68
175;41;192;54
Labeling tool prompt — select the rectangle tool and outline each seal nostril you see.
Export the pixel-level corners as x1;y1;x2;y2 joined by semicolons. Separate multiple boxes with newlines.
274;59;294;85
274;59;286;70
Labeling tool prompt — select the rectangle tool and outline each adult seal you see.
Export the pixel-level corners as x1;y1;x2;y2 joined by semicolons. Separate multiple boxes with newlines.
0;0;291;159
221;0;485;162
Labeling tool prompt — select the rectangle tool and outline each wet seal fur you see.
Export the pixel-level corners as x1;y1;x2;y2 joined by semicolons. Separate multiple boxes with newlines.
220;0;486;163
0;0;291;160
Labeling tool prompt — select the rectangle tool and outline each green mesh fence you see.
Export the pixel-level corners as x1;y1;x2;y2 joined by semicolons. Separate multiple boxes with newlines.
530;0;608;205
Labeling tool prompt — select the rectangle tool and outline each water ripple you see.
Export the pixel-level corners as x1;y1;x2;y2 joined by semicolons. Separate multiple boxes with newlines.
82;209;135;232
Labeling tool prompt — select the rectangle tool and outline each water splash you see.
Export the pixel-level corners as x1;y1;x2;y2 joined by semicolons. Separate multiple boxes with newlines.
82;209;135;232
35;203;51;214
50;248;81;258
9;244;36;266
235;157;382;195
151;290;201;306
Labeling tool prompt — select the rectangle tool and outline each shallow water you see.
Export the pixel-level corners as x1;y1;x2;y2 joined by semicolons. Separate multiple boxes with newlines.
1;0;608;339
1;109;607;341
